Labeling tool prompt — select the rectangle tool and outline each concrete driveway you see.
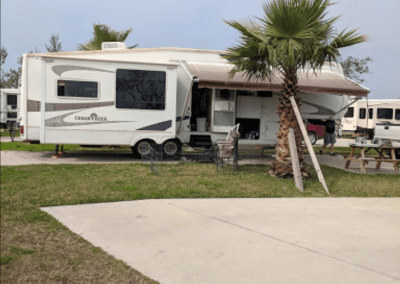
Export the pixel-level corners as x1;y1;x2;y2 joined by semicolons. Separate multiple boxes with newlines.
42;198;400;284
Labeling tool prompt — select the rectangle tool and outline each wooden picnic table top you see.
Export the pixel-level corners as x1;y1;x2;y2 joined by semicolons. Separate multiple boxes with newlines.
348;143;399;149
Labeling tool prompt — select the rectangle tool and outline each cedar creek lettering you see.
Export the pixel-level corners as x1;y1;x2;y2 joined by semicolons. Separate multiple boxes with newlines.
75;113;107;121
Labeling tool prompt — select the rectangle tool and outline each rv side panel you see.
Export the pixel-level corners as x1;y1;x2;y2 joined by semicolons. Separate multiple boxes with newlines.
41;58;177;146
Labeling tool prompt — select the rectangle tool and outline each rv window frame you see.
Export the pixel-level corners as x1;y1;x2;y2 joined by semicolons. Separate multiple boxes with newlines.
6;94;18;108
7;112;18;119
344;107;354;118
55;79;100;100
114;68;167;111
377;108;393;120
395;109;400;121
359;108;366;119
216;89;235;101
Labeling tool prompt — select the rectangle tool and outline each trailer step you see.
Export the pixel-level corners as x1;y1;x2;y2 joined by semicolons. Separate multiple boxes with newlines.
189;135;213;148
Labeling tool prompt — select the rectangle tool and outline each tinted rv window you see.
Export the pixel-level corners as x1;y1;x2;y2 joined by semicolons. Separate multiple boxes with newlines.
216;89;234;101
359;108;366;119
344;107;354;118
369;109;373;119
395;109;400;121
7;112;17;119
57;80;98;98
116;69;166;110
377;108;393;119
7;95;17;109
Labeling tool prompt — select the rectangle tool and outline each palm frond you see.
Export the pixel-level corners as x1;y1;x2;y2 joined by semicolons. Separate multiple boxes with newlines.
225;0;367;77
77;24;135;51
330;28;368;49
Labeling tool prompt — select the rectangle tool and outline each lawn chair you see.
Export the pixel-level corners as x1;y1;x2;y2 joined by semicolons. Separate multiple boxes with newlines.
215;124;240;172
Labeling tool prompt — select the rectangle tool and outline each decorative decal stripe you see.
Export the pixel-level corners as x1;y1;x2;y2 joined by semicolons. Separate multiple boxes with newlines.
52;66;114;76
137;120;172;131
176;116;190;122
27;100;41;112
45;101;114;112
45;111;133;127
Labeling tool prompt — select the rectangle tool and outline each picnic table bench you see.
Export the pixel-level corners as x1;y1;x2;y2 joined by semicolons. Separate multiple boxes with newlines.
343;143;399;174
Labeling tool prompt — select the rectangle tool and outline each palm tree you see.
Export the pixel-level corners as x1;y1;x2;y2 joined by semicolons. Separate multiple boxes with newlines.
78;24;137;51
225;0;367;178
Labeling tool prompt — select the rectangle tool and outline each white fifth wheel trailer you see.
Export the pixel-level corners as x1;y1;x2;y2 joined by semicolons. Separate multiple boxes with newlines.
342;99;400;137
1;88;21;128
20;47;369;158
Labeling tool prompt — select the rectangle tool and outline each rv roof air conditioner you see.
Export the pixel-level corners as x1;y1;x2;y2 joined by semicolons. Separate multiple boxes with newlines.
101;42;128;50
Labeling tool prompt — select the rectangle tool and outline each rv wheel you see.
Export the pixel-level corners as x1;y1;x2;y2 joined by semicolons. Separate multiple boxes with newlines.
135;140;156;157
163;140;182;159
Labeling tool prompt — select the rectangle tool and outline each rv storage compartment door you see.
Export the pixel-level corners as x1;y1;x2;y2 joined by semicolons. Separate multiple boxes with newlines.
213;89;236;133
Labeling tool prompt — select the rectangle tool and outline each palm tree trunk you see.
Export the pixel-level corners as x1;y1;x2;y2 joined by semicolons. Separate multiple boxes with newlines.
270;71;309;178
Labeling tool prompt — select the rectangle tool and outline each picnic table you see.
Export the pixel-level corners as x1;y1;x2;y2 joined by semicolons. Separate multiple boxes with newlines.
343;143;399;174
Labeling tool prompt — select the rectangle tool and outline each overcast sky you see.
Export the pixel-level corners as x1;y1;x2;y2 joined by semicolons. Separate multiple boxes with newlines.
2;0;399;99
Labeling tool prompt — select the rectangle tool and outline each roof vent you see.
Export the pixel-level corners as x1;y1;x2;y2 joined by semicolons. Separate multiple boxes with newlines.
101;42;128;50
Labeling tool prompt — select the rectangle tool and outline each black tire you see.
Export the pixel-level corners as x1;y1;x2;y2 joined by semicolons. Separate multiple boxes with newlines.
135;140;158;159
131;146;139;158
163;139;182;160
395;148;400;160
308;132;318;145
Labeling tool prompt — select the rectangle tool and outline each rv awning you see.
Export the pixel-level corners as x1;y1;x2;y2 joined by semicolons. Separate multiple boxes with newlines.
186;62;369;97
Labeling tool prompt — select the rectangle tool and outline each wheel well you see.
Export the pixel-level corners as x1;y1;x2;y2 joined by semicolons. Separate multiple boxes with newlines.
134;139;157;148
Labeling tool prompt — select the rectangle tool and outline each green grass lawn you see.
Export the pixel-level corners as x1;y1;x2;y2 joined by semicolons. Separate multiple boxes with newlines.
0;142;199;154
1;162;399;283
1;141;384;157
0;142;131;152
0;129;20;137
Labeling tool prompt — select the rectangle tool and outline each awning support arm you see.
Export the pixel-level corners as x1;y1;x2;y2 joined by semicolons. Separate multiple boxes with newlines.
177;79;194;134
177;61;198;134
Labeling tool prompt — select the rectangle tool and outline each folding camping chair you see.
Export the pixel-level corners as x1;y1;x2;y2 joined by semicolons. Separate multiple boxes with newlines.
215;124;240;172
